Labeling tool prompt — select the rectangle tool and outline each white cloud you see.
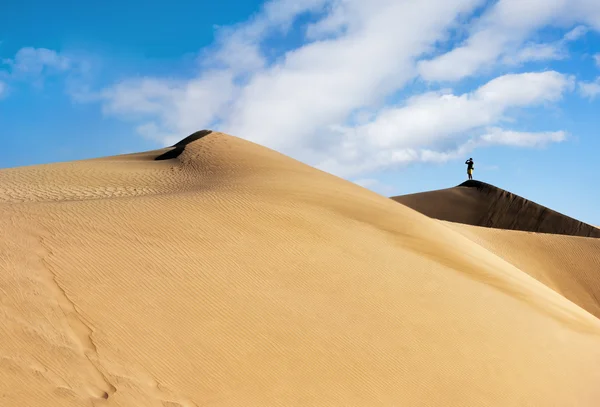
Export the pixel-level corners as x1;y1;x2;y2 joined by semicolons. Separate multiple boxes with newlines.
426;128;566;163
0;47;87;96
383;127;564;164
501;25;588;65
314;71;571;177
3;47;70;78
594;54;600;67
418;1;600;81
202;0;331;74
507;43;566;64
100;72;238;144
480;127;566;147
337;71;570;149
69;0;573;180
579;78;600;99
563;25;589;41
475;71;572;105
97;0;484;150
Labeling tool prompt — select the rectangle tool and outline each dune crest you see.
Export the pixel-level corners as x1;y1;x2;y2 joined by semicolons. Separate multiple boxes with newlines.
392;180;600;238
1;132;600;406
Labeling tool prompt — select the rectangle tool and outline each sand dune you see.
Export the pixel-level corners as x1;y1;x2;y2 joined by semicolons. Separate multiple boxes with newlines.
443;221;600;318
1;131;600;406
392;180;600;238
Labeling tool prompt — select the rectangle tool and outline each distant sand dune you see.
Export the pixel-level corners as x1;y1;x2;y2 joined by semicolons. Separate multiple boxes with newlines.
1;132;600;406
392;180;600;238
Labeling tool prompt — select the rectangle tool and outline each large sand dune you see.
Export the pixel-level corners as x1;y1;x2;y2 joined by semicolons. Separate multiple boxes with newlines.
1;131;600;406
392;180;600;238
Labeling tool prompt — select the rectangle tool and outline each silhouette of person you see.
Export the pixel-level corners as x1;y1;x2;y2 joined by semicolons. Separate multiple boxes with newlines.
465;158;474;180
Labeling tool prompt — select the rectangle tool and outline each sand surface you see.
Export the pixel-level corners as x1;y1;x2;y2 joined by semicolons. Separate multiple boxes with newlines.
392;181;600;238
1;132;600;406
443;221;600;319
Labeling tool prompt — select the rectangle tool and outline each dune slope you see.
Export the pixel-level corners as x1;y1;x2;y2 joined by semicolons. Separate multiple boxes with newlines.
392;180;600;238
444;222;600;318
1;132;600;406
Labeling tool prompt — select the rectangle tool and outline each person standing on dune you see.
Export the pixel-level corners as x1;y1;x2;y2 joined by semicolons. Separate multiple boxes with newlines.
465;158;474;180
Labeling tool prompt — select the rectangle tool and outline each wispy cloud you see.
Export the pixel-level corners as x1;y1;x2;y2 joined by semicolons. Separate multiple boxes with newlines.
0;80;6;99
390;127;566;167
58;0;590;179
315;71;573;177
577;52;600;99
0;47;89;93
479;127;566;147
3;47;71;77
565;25;589;41
98;0;484;149
507;43;567;64
579;79;600;99
418;0;600;82
502;26;588;65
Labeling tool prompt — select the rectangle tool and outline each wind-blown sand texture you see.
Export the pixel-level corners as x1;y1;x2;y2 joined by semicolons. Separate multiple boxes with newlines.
1;131;600;406
392;180;600;238
443;222;600;318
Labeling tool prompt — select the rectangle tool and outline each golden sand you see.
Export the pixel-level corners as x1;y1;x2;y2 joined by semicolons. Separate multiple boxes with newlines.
1;132;599;406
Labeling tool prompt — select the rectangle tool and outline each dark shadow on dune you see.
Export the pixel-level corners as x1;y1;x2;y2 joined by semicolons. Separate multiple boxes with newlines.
392;180;600;238
155;130;213;160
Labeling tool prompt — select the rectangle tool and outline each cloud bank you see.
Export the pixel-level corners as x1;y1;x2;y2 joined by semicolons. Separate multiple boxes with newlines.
6;0;600;181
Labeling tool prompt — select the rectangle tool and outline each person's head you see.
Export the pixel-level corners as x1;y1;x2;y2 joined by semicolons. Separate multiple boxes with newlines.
469;157;472;160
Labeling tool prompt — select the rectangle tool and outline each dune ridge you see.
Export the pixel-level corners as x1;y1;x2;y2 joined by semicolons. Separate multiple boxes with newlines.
392;180;600;238
1;131;600;406
442;221;600;318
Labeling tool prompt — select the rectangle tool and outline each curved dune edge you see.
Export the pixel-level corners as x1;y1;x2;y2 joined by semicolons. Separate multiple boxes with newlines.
1;132;600;406
392;180;600;238
441;221;600;319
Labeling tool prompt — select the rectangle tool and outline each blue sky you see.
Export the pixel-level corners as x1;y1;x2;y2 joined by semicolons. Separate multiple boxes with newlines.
1;0;599;225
